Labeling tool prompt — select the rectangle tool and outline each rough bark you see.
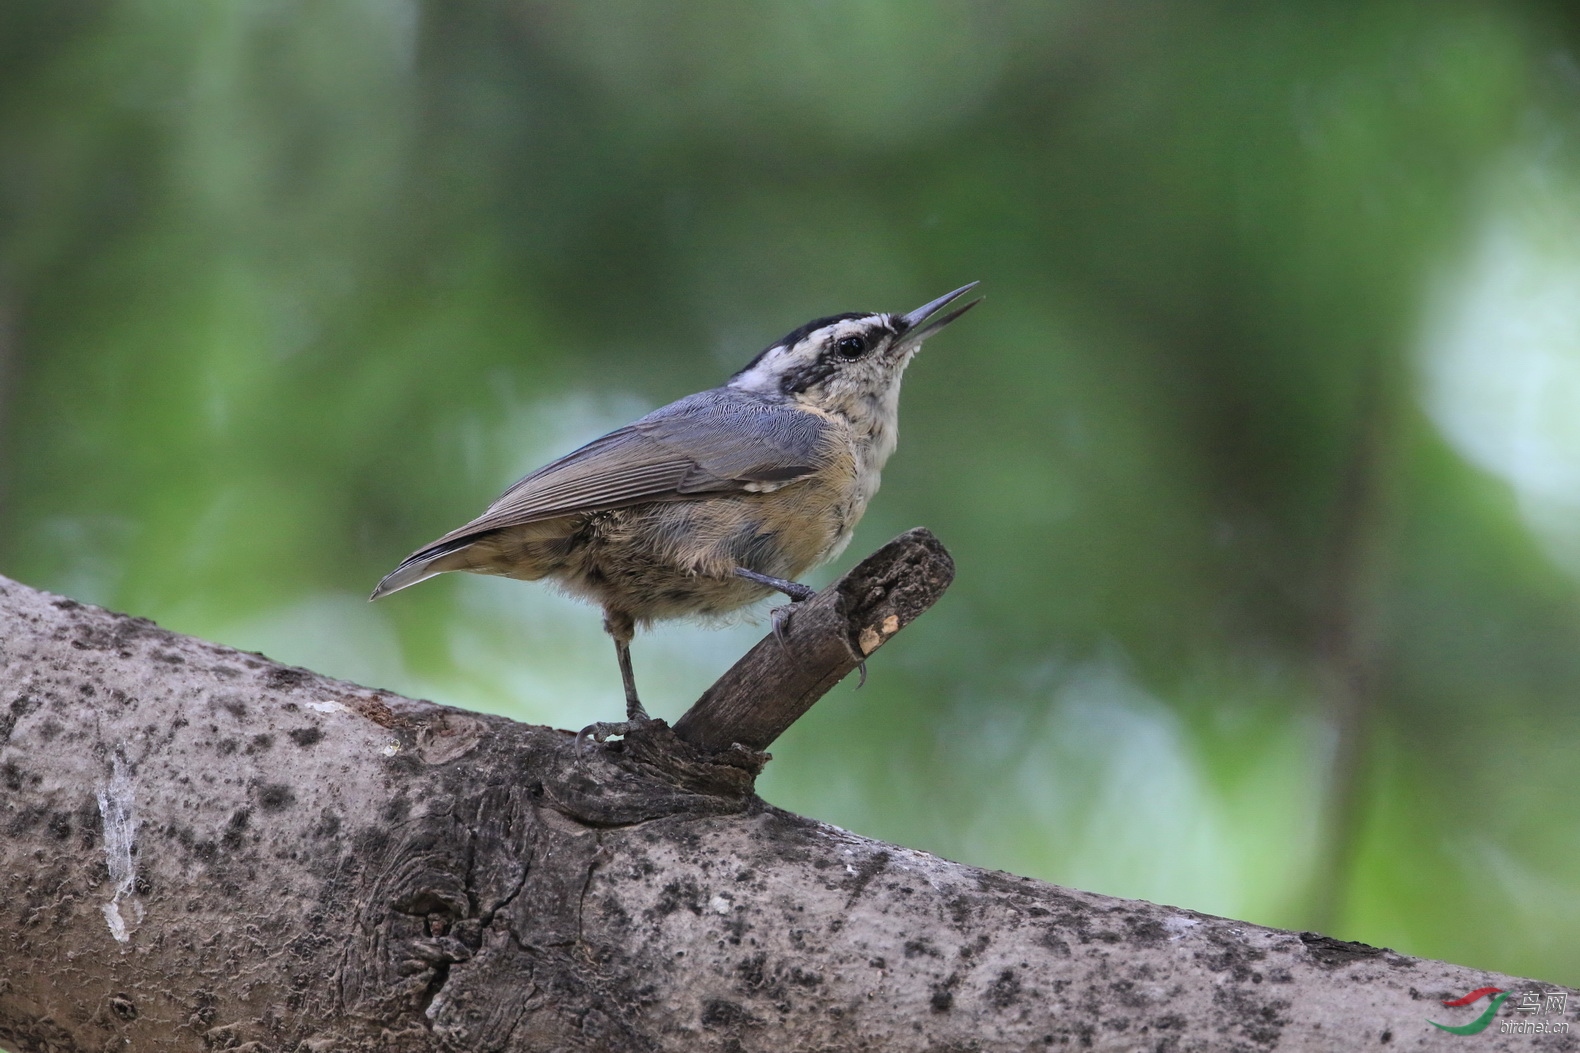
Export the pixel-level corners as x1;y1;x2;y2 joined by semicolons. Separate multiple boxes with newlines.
0;570;1573;1052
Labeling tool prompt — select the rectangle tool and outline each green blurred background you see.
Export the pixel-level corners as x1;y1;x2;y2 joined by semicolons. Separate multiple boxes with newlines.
3;0;1579;989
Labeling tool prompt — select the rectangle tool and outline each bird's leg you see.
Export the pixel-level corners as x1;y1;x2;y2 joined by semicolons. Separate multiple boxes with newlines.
577;610;659;749
733;567;817;603
615;634;645;721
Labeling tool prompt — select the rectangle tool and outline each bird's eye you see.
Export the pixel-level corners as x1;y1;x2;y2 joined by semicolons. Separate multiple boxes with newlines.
836;335;867;359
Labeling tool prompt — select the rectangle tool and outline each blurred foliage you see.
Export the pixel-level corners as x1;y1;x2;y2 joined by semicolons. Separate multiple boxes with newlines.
2;0;1579;988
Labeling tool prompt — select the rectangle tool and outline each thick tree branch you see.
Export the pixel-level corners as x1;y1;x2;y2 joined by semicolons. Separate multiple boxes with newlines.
0;566;1572;1053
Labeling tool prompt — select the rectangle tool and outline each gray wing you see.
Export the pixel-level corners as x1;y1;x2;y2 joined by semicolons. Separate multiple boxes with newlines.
427;389;832;547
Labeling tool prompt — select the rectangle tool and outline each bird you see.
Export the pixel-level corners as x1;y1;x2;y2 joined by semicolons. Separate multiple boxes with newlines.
370;283;980;744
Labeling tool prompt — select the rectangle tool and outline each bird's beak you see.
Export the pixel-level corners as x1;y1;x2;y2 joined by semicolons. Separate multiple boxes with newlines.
896;282;982;345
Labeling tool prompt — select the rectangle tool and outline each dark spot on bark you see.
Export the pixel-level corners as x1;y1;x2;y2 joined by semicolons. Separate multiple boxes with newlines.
312;811;341;839
134;874;153;895
789;967;821;988
1126;914;1167;944
47;811;72;841
959;932;990;959
1195;930;1268;979
246;733;274;754
383;796;410;822
217;738;238;756
217;698;246;719
701;1000;759;1030
1;693;37;743
258;784;295;811
844;849;889;904
1380;1029;1392;1043
1114;974;1158;1009
79;683;96;696
354;827;390;857
153;650;185;665
987;968;1021;1008
1212;984;1289;1047
720;911;750;946
383;750;424;775
222;808;251;849
287;726;323;747
2;761;23;791
264;667;311;690
37;719;63;742
1301;929;1390;961
75;797;101;844
108;995;137;1020
930;987;953;1012
1038;929;1071;956
904;938;939;959
8;804;46;836
653;879;703;917
1299;931;1387;966
737;953;766;988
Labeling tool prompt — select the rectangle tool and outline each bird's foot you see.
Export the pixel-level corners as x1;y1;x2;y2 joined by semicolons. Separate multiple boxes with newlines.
576;714;663;752
769;602;798;648
735;569;817;649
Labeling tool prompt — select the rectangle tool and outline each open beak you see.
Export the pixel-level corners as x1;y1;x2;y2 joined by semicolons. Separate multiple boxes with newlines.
896;282;982;345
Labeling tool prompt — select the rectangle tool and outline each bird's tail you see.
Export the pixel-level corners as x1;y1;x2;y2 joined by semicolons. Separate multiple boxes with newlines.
369;537;475;600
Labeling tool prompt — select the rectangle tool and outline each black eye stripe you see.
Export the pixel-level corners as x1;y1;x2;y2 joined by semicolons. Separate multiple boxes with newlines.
779;359;837;395
733;312;870;379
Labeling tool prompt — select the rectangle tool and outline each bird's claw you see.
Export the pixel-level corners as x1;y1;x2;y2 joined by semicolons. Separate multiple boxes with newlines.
576;715;660;752
770;603;795;648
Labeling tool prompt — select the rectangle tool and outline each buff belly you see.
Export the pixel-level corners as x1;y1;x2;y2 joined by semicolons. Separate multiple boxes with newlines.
450;477;864;626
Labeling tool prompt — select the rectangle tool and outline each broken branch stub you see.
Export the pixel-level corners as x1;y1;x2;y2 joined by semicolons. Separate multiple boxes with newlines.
672;527;955;752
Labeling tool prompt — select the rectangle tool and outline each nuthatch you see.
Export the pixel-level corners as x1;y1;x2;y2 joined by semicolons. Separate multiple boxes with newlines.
371;283;980;742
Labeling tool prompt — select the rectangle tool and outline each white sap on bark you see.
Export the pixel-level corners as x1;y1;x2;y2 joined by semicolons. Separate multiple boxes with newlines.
93;749;142;943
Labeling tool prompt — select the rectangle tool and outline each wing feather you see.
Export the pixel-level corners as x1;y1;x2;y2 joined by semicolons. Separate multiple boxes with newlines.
422;389;832;550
